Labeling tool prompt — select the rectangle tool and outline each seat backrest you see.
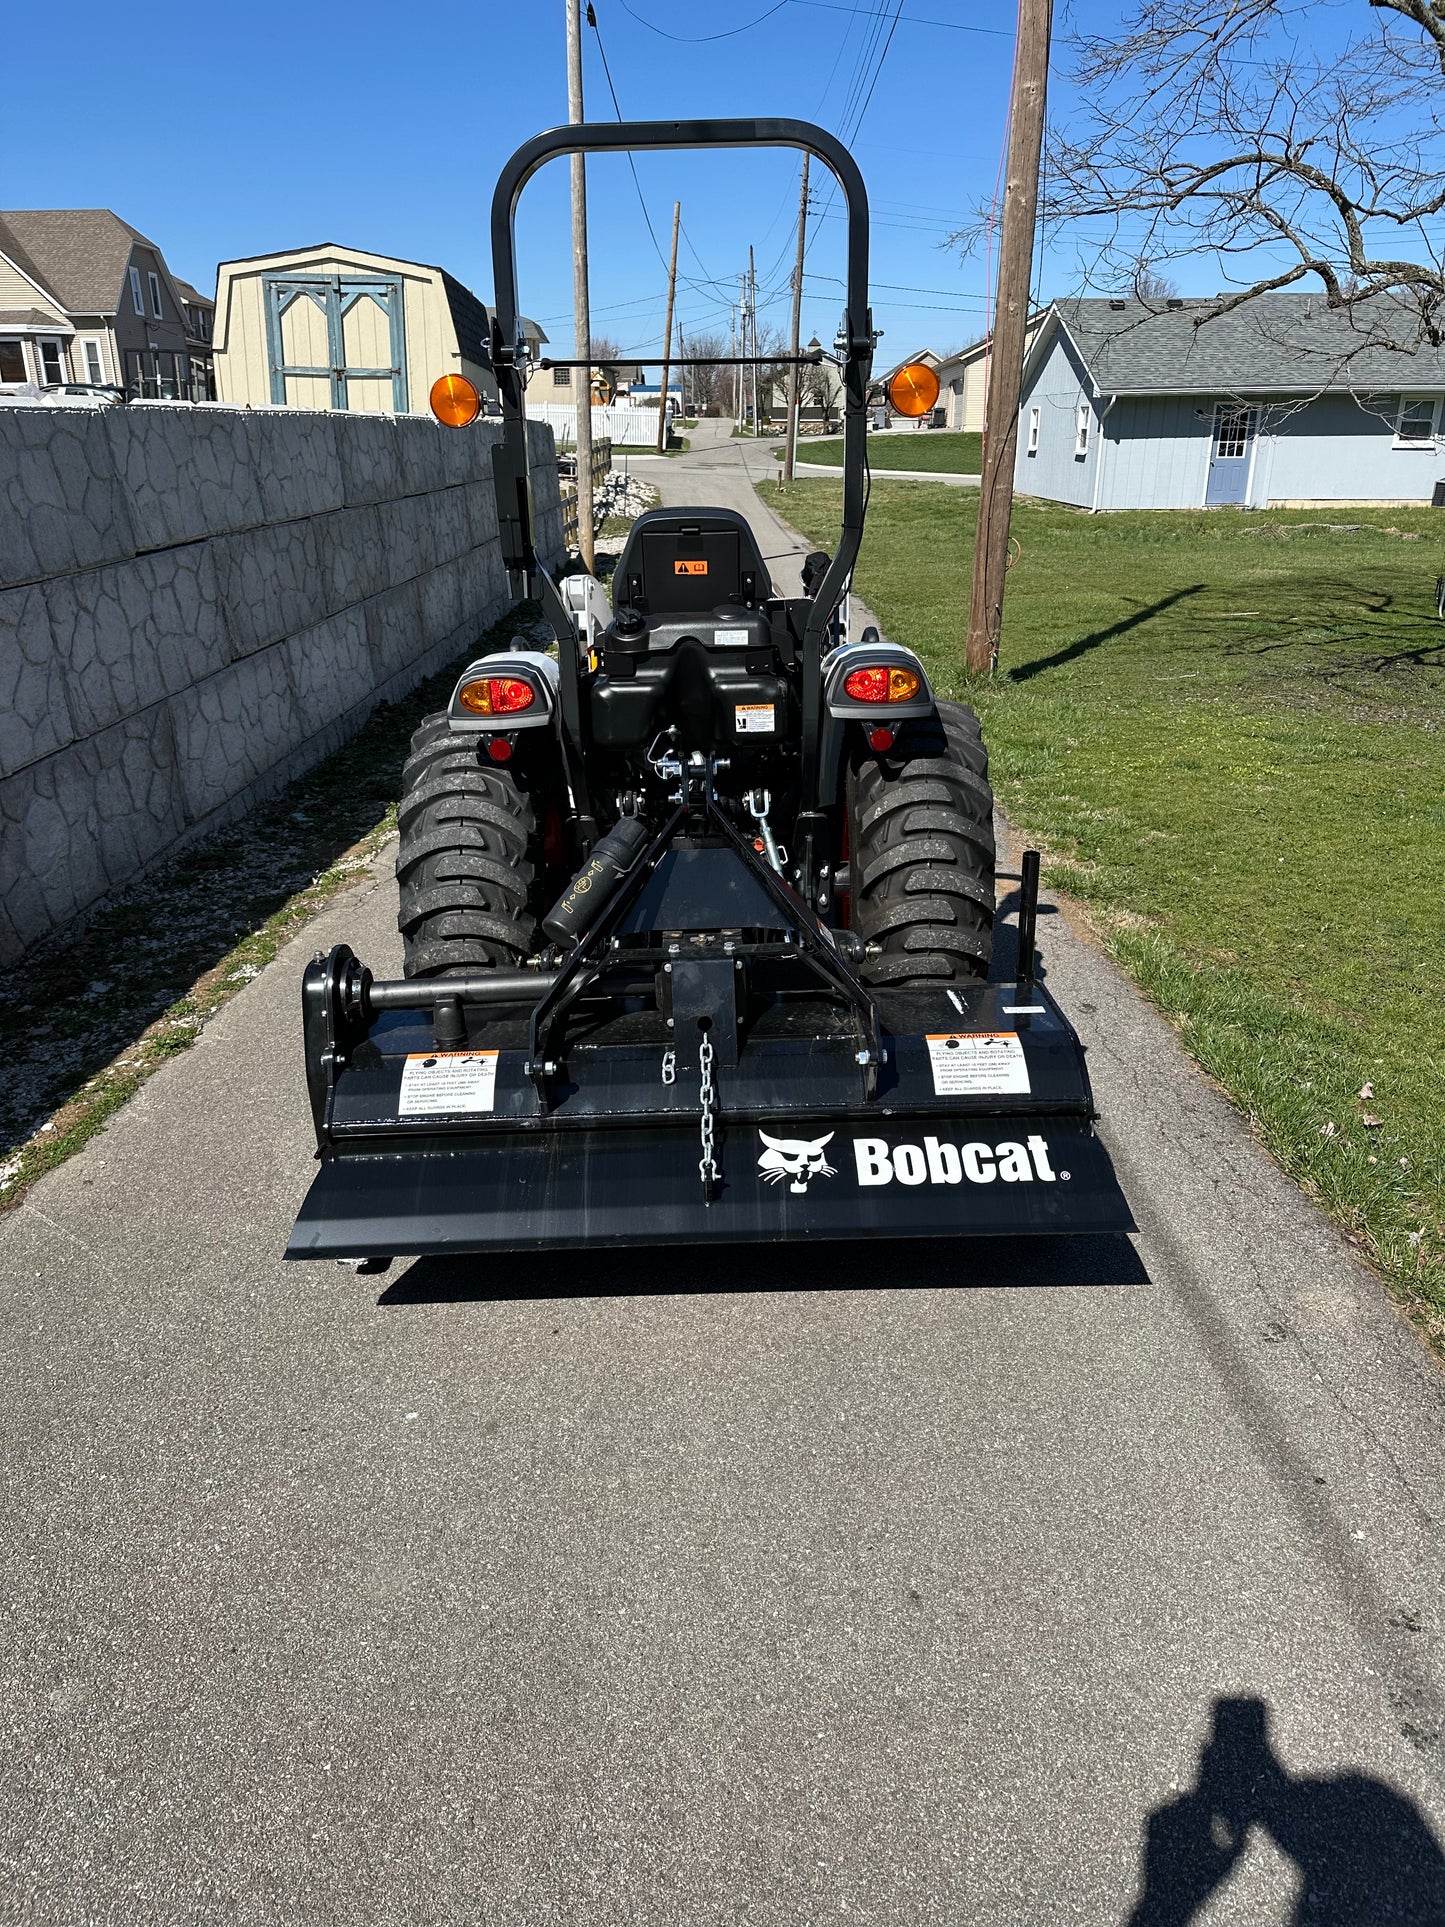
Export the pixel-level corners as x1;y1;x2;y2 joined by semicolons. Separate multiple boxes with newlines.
612;507;773;614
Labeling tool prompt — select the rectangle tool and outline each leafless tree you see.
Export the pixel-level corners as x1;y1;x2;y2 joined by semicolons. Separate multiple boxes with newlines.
798;359;839;431
1035;0;1445;353
1132;268;1180;304
678;329;733;414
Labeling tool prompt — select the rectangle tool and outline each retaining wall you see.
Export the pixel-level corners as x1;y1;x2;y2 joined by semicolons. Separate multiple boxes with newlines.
0;404;563;966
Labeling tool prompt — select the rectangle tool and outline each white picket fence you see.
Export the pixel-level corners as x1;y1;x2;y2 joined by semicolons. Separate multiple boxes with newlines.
526;402;660;449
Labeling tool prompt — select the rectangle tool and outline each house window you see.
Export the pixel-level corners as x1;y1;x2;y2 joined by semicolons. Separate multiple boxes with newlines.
82;339;105;384
130;265;145;315
1075;402;1090;457
1395;397;1438;447
148;271;163;319
1213;405;1254;459
0;338;25;382
1027;406;1040;455
552;365;572;388
39;340;66;385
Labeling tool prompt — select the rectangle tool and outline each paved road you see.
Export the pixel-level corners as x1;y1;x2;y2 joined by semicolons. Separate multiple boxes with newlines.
3;431;1444;1924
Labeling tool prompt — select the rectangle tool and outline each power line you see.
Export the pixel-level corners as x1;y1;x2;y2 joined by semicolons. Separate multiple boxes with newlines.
616;0;789;39
792;0;1011;34
587;6;742;308
850;0;907;135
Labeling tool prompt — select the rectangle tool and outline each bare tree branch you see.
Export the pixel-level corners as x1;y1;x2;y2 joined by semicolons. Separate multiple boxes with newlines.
946;0;1445;354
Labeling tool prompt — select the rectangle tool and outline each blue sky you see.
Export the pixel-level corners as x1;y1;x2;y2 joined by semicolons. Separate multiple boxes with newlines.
3;0;1119;364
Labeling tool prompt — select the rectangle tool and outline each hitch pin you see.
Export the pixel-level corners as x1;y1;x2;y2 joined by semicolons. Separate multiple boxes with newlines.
745;789;786;875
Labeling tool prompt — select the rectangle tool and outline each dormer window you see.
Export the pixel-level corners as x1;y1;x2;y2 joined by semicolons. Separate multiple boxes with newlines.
148;271;163;319
130;266;145;315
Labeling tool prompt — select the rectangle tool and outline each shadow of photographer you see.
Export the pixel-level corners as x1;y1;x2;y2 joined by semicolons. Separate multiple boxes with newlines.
1129;1696;1445;1926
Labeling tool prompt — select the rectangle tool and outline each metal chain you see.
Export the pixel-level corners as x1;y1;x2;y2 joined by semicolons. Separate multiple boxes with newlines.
661;1048;676;1086
697;1031;720;1197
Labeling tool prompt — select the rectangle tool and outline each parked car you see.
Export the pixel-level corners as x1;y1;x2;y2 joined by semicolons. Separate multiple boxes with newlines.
0;381;123;408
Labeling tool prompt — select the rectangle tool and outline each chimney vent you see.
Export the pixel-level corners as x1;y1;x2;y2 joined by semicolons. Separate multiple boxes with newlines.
1110;298;1127;310
1167;298;1185;310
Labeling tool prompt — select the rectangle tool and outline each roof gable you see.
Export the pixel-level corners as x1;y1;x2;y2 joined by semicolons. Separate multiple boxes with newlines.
0;209;168;314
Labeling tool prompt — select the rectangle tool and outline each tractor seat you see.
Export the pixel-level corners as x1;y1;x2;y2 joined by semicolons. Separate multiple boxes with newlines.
611;507;774;614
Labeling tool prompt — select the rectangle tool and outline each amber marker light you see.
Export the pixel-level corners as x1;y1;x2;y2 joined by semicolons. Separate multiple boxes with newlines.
887;361;941;418
457;675;537;716
430;373;481;428
843;664;922;703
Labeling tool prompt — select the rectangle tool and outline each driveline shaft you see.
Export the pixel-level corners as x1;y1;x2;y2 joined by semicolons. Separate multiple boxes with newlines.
541;816;651;948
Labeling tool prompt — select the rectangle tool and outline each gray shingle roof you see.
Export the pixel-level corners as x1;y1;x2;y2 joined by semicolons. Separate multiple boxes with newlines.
1050;294;1445;395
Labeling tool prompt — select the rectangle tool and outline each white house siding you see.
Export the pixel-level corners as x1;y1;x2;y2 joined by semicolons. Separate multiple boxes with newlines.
1257;393;1445;504
1014;331;1099;507
1094;396;1213;510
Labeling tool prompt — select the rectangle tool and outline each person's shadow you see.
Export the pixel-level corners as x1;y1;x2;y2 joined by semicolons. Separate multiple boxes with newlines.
1129;1697;1445;1925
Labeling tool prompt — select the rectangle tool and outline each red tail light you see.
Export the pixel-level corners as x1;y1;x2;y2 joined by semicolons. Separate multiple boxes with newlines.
458;675;537;716
843;664;922;704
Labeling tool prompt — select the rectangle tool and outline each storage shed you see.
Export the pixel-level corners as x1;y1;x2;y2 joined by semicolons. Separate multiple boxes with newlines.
213;243;545;415
1016;295;1445;510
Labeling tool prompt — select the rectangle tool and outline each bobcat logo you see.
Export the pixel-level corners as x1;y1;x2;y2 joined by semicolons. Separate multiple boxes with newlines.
757;1130;837;1196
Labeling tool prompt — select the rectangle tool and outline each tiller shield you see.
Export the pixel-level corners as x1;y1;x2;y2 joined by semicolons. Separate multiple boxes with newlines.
285;810;1134;1260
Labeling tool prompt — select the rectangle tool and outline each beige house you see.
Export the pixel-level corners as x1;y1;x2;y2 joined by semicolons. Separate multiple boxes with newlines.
213;243;545;414
931;319;1043;432
0;208;214;399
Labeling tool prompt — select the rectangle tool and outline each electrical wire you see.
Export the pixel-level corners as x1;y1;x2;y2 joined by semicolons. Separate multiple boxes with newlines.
616;0;789;39
791;0;1010;34
587;5;744;320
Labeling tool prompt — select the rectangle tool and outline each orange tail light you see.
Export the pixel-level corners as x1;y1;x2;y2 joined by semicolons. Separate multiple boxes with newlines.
456;675;537;716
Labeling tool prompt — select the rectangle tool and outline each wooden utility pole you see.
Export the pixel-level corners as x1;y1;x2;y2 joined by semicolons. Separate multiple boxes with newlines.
966;0;1052;672
565;0;595;570
656;199;680;454
735;282;746;431
748;246;758;434
783;154;810;485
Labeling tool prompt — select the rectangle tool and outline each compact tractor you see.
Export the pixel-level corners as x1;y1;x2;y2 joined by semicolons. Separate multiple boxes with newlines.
286;119;1132;1259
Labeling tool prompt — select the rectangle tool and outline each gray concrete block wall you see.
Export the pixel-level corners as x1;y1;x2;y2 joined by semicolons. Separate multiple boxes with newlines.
0;404;562;966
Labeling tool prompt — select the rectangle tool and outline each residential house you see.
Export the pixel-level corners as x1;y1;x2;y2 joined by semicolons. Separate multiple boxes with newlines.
175;277;217;399
1017;295;1445;510
932;319;1043;432
213;243;545;414
0;208;206;398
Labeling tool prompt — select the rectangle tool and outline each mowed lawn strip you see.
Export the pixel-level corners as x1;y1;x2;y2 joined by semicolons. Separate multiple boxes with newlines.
780;432;982;473
760;479;1445;1334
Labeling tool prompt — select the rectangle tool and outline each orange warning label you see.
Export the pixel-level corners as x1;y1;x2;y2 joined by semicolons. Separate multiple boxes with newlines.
674;560;709;575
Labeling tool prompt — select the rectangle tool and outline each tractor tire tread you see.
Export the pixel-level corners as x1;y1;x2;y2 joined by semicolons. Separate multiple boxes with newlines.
849;704;995;986
397;712;537;978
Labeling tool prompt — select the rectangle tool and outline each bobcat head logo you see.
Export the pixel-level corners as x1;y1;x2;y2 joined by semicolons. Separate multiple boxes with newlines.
757;1130;837;1196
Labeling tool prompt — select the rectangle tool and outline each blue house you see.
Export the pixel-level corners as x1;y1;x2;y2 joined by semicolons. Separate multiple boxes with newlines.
1016;295;1445;510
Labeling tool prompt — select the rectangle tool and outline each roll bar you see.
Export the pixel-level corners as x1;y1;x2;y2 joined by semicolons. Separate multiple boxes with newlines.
487;118;874;814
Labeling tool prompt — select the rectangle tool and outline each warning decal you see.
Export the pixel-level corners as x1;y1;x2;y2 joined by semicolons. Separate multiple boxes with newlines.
398;1050;499;1116
674;559;709;575
735;703;776;734
925;1032;1030;1096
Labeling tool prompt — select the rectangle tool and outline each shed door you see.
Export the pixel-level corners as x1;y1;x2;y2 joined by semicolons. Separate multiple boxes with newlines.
264;274;408;412
1206;403;1255;504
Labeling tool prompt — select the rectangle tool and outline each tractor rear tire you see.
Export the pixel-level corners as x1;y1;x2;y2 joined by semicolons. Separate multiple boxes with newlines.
395;713;538;978
849;699;995;986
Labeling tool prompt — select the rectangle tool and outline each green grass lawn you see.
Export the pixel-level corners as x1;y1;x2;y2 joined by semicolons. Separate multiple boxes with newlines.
759;479;1445;1335
782;432;983;473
